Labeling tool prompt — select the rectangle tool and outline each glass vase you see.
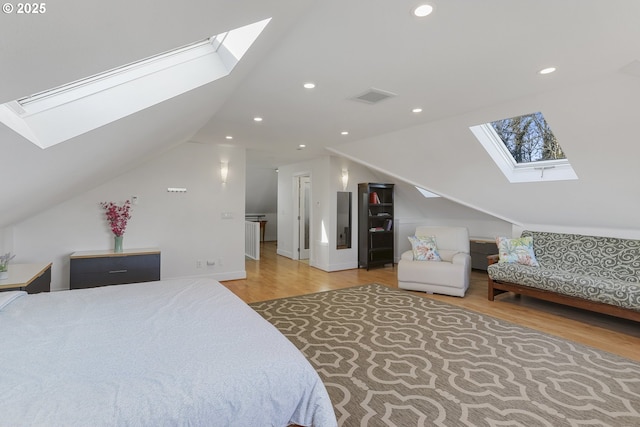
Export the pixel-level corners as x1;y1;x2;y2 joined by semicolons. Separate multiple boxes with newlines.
114;235;124;253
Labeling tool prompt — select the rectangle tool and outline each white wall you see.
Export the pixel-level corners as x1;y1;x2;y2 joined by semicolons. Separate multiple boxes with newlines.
277;160;311;260
327;158;381;271
277;158;332;268
0;227;12;256
328;73;640;239
392;182;513;258
10;141;247;291
277;155;514;271
277;156;338;270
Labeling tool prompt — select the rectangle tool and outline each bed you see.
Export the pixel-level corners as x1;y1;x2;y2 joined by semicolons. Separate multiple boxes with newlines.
0;277;337;426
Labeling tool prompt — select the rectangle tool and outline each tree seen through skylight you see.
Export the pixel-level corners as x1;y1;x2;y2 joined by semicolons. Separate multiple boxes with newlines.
490;112;565;164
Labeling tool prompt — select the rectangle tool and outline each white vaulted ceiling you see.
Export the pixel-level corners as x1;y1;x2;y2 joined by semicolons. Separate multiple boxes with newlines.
1;0;639;232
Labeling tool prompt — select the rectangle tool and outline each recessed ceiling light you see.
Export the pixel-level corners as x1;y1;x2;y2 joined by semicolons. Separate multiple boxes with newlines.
253;117;263;122
303;82;316;89
298;144;306;150
341;131;349;135
538;67;556;75
225;135;233;140
413;4;434;17
412;108;423;113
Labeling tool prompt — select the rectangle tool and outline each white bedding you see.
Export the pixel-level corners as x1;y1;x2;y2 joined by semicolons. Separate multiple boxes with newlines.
0;278;336;427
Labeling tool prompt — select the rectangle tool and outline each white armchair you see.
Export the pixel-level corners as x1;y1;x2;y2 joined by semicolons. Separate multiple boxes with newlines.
398;226;471;297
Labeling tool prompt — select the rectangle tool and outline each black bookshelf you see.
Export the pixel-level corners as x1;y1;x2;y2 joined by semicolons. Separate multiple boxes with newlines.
358;183;394;269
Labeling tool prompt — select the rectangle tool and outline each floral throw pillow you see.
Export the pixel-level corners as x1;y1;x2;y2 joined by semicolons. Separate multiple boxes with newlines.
496;236;539;267
408;235;441;261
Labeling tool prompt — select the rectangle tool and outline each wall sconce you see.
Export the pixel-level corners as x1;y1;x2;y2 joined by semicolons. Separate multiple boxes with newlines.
341;169;349;191
220;161;228;184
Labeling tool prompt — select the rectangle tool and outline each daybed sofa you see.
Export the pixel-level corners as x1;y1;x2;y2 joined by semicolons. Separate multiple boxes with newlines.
487;230;640;322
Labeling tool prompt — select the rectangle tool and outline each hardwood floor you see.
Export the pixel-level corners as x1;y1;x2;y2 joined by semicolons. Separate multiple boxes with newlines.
221;242;640;362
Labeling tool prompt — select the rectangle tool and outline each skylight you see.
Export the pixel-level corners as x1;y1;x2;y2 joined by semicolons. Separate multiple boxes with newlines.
0;18;271;149
415;186;440;198
470;112;577;183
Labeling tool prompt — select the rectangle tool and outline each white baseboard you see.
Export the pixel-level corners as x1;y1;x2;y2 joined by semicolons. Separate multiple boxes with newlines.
165;271;247;282
277;248;294;259
327;261;358;272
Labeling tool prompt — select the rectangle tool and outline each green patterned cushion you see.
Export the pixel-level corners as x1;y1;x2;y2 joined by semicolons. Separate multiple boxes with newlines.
496;236;539;267
408;235;441;261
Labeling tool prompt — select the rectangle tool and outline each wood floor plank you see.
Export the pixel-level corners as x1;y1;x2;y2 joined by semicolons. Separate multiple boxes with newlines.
221;242;640;362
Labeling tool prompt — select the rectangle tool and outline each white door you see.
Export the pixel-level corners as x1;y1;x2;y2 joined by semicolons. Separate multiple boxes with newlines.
298;176;311;260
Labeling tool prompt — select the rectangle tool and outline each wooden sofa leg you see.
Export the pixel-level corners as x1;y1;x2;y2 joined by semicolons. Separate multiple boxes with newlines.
488;278;495;301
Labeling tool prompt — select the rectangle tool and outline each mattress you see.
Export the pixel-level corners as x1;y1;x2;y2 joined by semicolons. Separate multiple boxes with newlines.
0;278;336;426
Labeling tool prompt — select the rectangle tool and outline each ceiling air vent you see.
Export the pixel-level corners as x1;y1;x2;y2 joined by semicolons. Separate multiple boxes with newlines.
350;88;396;104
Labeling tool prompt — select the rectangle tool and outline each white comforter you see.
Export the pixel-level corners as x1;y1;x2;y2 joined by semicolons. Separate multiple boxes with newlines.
0;278;336;427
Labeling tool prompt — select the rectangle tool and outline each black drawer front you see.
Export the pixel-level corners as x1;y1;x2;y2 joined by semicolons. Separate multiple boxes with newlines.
70;254;160;289
470;241;497;270
27;266;52;293
470;241;498;254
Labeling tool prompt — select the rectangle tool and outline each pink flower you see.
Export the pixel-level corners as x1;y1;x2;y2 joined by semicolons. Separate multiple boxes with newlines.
100;200;132;236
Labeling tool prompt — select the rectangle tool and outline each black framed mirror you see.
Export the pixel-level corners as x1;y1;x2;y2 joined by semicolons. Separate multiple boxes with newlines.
337;191;352;249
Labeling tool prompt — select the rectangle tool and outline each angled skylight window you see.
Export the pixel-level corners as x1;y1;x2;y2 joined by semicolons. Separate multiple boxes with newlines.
415;186;440;198
470;112;577;183
0;18;271;149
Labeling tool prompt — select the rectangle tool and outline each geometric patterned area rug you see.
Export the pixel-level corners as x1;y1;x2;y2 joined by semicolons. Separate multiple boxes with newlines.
250;284;640;427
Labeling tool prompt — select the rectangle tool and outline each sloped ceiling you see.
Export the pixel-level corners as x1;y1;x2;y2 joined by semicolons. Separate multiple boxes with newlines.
2;0;640;233
0;0;312;229
329;73;640;233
